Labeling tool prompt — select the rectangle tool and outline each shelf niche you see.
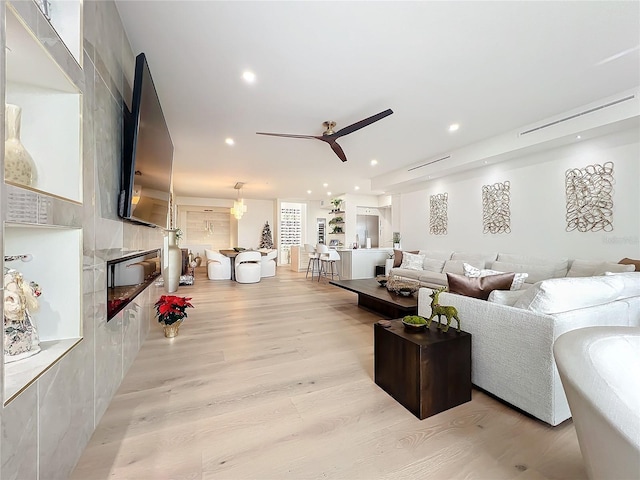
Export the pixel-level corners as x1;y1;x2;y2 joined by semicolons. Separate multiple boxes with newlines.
5;5;82;203
3;224;82;405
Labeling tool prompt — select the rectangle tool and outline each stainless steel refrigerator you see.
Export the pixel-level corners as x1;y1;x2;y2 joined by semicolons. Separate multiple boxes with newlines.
356;214;379;248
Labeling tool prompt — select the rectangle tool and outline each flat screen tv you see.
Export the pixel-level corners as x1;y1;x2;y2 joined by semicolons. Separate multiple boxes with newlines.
119;52;173;228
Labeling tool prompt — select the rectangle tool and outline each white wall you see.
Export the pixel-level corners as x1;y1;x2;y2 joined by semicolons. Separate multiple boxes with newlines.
398;127;639;261
238;199;277;249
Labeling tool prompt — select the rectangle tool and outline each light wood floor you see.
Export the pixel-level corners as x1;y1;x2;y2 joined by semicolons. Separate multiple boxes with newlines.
72;267;586;480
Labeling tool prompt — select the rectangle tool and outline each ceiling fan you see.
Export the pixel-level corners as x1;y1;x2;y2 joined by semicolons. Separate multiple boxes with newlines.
256;109;393;162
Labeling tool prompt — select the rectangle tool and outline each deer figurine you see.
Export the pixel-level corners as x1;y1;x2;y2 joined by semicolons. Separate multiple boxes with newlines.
427;287;461;333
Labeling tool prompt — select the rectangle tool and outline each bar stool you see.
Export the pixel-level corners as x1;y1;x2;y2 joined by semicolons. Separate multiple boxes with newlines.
305;244;320;279
317;244;340;281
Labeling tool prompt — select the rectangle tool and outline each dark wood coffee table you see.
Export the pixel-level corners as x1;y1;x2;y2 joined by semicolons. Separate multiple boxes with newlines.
374;320;472;420
329;279;418;318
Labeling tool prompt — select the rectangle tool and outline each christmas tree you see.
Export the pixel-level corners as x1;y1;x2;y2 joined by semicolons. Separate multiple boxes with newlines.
260;221;274;249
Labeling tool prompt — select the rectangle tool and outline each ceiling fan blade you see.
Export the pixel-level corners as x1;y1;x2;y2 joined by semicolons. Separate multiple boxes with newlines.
331;109;393;138
256;132;321;140
329;141;348;162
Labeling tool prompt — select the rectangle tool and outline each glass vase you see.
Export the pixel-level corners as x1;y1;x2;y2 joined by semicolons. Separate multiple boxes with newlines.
4;104;37;187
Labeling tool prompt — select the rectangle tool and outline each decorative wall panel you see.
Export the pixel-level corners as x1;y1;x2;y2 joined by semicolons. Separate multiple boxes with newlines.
482;181;511;234
565;161;614;232
429;193;448;235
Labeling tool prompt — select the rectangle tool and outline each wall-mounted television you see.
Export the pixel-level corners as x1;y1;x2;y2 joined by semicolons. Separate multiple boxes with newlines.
119;52;173;228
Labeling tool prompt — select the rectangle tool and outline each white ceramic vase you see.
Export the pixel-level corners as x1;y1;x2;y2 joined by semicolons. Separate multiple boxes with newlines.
163;229;182;293
4;104;37;187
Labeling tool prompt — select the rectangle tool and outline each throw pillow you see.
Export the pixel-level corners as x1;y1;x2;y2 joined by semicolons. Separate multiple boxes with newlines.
400;252;426;271
487;289;528;306
393;249;403;268
446;272;515;300
463;262;529;290
619;258;640;272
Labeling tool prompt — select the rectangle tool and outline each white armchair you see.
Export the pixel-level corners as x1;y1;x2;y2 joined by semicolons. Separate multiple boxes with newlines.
205;249;231;280
260;249;277;278
554;326;640;479
235;251;262;283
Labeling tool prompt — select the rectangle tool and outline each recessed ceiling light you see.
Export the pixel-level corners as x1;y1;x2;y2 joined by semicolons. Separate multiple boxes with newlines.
354;186;360;190
576;135;582;139
449;123;460;132
307;190;312;194
323;183;328;187
370;159;378;166
225;138;235;145
242;71;256;83
327;191;332;196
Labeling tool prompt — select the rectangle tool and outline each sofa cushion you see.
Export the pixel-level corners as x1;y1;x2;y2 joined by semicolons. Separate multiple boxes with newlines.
513;275;624;314
442;259;484;276
422;257;446;273
400;252;425;270
418;250;453;261
495;253;569;278
463;262;529;290
487;289;528;306
568;259;635;277
447;272;515;300
390;268;422;281
619;258;640;272
417;270;447;286
451;252;498;268
491;261;556;284
602;272;640;300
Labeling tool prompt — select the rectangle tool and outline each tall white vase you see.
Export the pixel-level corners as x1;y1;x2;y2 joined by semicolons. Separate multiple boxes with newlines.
163;229;181;293
4;104;37;187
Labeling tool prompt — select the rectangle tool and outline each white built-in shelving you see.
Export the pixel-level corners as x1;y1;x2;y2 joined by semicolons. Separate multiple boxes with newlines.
2;1;83;404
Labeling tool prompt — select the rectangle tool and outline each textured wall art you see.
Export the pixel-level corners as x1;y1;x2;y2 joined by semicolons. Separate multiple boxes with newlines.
565;161;614;232
482;181;511;234
429;193;448;235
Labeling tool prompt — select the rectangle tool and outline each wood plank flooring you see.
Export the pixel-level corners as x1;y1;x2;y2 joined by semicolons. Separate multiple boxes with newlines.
71;267;586;480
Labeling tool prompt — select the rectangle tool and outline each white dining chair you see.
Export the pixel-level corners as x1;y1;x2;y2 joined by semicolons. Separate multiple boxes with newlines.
235;251;262;283
205;249;231;280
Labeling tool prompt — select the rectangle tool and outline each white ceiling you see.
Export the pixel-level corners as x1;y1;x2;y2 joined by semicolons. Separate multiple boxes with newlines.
114;1;640;202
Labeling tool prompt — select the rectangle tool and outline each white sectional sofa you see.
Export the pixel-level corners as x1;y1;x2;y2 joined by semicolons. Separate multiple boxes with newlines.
417;271;640;426
389;250;633;289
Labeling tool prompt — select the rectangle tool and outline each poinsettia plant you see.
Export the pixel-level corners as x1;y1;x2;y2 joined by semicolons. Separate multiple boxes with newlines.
154;295;194;325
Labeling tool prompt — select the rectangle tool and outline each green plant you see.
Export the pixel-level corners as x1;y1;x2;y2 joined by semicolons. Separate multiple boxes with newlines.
154;295;194;325
392;232;401;243
331;225;343;234
330;198;342;210
328;216;343;225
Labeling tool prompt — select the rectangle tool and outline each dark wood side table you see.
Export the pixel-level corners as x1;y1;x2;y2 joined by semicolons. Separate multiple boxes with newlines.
374;320;471;420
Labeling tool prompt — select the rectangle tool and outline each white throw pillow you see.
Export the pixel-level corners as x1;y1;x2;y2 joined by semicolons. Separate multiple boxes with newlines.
487;289;527;306
400;252;425;271
463;262;529;290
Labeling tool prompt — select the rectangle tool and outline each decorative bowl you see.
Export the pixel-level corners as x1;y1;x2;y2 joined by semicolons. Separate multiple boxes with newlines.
402;320;427;332
402;316;428;331
376;275;388;286
386;275;420;295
